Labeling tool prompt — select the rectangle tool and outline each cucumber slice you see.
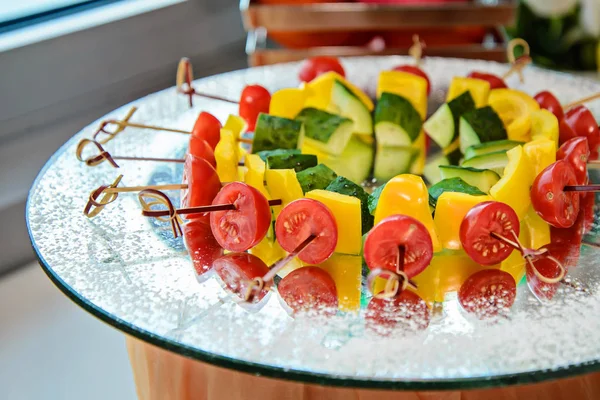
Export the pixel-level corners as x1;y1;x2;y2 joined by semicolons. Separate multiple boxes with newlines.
373;145;420;182
296;164;338;194
326;176;374;234
331;80;374;137
295;108;354;156
266;153;318;172
368;184;386;216
440;165;500;195
460;151;509;176
423;153;450;185
256;148;301;162
428;177;485;208
424;91;475;148
252;113;303;154
459;106;508;154
374;92;422;147
463;139;523;161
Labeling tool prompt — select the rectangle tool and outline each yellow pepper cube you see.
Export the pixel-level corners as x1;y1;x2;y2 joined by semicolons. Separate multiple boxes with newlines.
214;129;239;183
373;174;441;252
522;206;551;250
524;138;556;177
446;77;490;108
318;254;361;312
434;192;492;250
269;88;309;119
306;189;362;255
488;89;540;142
490;146;534;220
249;235;285;267
265;169;303;218
223;114;247;140
377;71;428;118
305;71;374;111
530;109;559;149
500;224;530;284
244;154;271;199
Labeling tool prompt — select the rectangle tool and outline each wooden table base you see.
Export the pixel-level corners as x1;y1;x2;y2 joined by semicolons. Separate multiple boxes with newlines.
126;336;600;400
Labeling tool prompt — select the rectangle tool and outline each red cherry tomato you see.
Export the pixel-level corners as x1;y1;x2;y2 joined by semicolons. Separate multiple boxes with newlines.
191;112;222;149
181;154;222;219
213;253;271;303
239;85;271;131
581;192;596;234
366;290;430;334
460;201;520;266
458;269;517;318
209;182;271;252
277;266;338;316
298;56;345;83
188;136;217;168
534;91;564;121
275;198;338;264
183;218;223;277
467;71;507;90
531;160;580;229
548;199;586;268
559;118;577;146
564;105;600;159
526;255;563;302
393;65;431;95
557;136;590;185
364;215;433;278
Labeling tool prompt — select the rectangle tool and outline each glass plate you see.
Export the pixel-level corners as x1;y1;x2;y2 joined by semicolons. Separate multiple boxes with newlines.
27;56;600;390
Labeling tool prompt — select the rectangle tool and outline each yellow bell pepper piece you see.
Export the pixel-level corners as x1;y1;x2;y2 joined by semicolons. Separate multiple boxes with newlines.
523;138;556;177
269;87;309;119
305;71;374;111
306;190;362;255
223;114;247;139
373;174;441;252
265;169;303;218
214;129;239;183
489;146;534;220
318;254;362;312
377;71;428;119
488;89;540;142
522;206;551;250
249;234;285;267
434;192;492;250
446;77;490;108
530;109;559;149
244;154;270;199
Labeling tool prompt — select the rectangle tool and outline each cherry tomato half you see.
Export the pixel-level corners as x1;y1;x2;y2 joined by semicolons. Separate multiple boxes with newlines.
366;290;430;334
557;136;589;185
213;253;271;303
183;218;223;277
458;269;517;319
277;266;338;316
460;201;520;266
239;85;271;131
549;200;586;268
531;160;580;229
564;105;600;159
526;255;562;302
467;71;507;90
534;91;564;121
209;182;271;252
364;215;433;278
188;136;217;168
275;198;338;265
298;56;345;83
393;65;431;95
181;154;222;219
191;111;222;149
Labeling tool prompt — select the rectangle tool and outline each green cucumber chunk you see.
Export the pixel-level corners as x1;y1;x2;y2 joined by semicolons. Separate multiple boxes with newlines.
373;145;420;182
424;91;476;148
296;164;338;194
374;92;422;147
423;153;450;185
464;139;523;161
460;150;509;176
459;106;508;154
252;113;303;154
295;108;354;156
428;177;486;209
331;80;373;137
439;165;500;193
266;153;318;172
368;184;386;216
326;176;374;234
256;148;301;162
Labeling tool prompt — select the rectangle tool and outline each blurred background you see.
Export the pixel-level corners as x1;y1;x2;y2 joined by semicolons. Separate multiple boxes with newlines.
0;0;598;398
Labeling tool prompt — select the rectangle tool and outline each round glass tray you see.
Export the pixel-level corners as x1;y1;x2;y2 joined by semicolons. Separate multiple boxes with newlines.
27;56;600;391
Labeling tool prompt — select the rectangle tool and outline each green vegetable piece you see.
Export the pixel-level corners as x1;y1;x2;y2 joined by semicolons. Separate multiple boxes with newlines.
252;113;303;154
266;153;318;172
296;164;338;194
428;177;486;209
295;108;353;156
326;176;374;234
459;106;508;154
368;184;386;216
256;149;301;162
374;92;422;146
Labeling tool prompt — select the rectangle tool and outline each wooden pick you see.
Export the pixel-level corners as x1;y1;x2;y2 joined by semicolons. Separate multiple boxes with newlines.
563;92;600;110
408;35;425;67
502;38;531;82
76;139;185;168
94;107;138;144
176;57;238;107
